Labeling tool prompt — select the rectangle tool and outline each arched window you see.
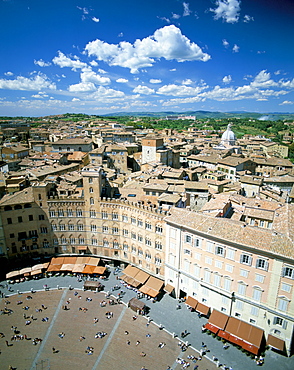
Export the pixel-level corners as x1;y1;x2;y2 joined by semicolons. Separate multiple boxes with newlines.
14;205;22;210
90;197;94;205
24;203;32;209
4;206;12;211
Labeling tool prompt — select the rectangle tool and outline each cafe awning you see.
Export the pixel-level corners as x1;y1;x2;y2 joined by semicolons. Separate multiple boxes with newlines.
139;276;164;297
133;270;150;285
60;264;75;272
32;263;49;271
76;256;90;264
92;266;106;275
63;256;77;264
72;264;86;273
122;265;139;279
20;267;32;275
6;270;20;279
164;284;175;294
185;296;198;309
267;334;285;352
205;309;229;333
87;257;100;266
82;265;96;274
47;264;62;272
196;302;210;316
50;257;65;265
218;330;230;340
31;269;43;276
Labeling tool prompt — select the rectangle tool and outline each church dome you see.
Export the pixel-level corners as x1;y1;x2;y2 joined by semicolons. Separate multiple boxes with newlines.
221;123;236;146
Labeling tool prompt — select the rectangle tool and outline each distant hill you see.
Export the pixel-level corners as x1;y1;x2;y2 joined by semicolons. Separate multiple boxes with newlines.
102;111;294;120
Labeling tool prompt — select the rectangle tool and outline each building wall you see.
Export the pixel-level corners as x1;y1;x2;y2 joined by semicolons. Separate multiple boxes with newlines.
164;221;294;355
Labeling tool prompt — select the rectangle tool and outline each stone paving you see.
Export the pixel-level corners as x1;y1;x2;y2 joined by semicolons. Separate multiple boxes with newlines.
0;267;293;370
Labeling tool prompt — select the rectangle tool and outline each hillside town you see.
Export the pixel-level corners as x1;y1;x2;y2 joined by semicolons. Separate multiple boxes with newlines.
0;115;294;357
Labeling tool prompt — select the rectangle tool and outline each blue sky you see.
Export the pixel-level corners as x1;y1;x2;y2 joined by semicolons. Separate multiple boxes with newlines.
0;0;294;116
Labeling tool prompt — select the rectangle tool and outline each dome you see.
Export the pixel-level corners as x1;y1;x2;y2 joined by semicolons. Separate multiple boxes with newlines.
221;123;236;146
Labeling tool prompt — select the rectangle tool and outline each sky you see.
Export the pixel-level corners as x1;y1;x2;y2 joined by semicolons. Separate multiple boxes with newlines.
0;0;294;117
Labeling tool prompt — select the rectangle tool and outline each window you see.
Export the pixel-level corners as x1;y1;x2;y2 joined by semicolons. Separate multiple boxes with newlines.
170;228;176;239
122;215;128;222
255;273;265;283
18;216;23;223
155;256;162;265
40;227;48;234
67;209;73;217
145;238;151;246
256;258;268;271
43;241;49;248
236;301;243;310
215;260;223;269
138;234;143;243
273;317;287;329
205;256;212;265
7;218;12;224
90;210;96;218
203;270;211;283
131;232;136;240
102;211;108;219
137;219;143;227
131;217;136;225
91;239;98;245
91;224;97;232
206;241;213;253
215;246;224;256
226;248;235;261
184;249;191;255
103;240;109;248
131;246;136;254
282;267;294;279
58;210;64;217
225;264;233;273
145;252;151;261
78;237;85;244
51;223;57;231
90;198;94;205
281;282;291;293
224;277;232;292
77;223;84;231
89;187;93;193
69;237;75;245
123;243;129;251
214;274;221;287
123;229;128;236
252;288;262;302
251;306;259;316
240;269;249;278
10;233;15;238
145;222;152;230
59;224;65;231
39;214;45;220
113;241;119;249
155;241;162;250
185;234;192;244
49;210;55;217
102;226;108;233
194;264;200;278
76;209;83;217
278;298;289;312
112;212;118;220
237;283;247;296
155;225;163;234
240;254;252;266
112;227;119;235
29;215;34;221
89;177;93;184
194;238;201;248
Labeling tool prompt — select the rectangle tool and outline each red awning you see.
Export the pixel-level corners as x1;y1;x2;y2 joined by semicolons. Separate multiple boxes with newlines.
267;334;285;352
185;296;198;309
208;309;229;330
229;334;243;347
218;330;230;340
241;341;259;355
204;323;219;334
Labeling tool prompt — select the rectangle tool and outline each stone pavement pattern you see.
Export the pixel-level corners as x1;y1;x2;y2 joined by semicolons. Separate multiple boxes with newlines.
1;268;294;370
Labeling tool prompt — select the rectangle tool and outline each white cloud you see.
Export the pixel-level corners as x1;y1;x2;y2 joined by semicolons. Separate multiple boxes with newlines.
222;39;229;47
244;15;254;23
118;32;123;37
52;51;89;71
92;17;100;23
85;25;211;73
80;70;111;85
172;13;181;19
133;85;155;95
182;79;193;85
98;68;107;74
279;78;294;88
90;60;98;67
232;44;239;53
72;98;80;102
68;82;96;92
210;0;241;23
157;84;207;96
0;74;56;91
89;86;125;99
222;75;232;84
251;70;278;88
34;59;51;67
183;2;192;16
4;72;13;76
116;78;128;83
150;79;162;84
279;100;293;105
